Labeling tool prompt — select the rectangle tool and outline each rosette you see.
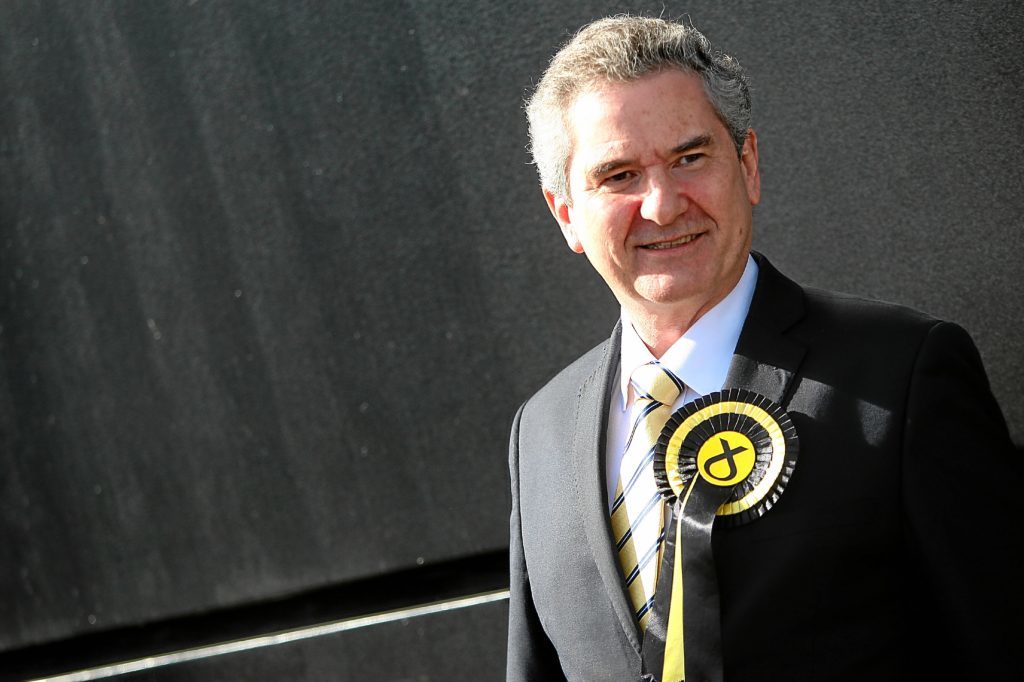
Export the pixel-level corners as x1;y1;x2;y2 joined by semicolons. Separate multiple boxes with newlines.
641;388;798;682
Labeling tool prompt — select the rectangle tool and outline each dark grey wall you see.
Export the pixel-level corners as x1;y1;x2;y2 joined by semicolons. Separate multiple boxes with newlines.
1;1;1020;679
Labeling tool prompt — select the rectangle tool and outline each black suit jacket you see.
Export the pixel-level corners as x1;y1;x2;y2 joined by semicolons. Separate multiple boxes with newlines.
507;254;1020;681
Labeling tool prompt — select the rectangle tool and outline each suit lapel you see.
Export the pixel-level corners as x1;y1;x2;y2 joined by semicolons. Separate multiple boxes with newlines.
569;321;646;653
725;253;807;403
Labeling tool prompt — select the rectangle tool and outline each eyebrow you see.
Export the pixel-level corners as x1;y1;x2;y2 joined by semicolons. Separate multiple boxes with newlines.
585;133;715;182
671;133;714;156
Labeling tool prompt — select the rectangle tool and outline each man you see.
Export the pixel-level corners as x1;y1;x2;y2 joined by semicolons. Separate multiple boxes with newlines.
507;16;1019;682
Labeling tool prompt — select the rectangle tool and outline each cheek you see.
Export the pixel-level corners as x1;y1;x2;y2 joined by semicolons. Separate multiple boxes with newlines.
701;183;750;235
583;199;636;237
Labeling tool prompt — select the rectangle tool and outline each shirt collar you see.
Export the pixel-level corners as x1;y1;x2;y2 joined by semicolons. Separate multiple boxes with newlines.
618;254;759;406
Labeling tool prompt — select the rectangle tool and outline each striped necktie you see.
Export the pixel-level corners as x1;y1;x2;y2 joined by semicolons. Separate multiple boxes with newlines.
610;361;683;631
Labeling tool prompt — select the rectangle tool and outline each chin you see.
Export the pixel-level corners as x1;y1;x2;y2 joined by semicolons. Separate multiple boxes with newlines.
635;292;700;314
634;278;701;305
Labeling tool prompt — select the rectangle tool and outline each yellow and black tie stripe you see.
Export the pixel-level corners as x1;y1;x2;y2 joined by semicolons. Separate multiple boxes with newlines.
610;361;683;631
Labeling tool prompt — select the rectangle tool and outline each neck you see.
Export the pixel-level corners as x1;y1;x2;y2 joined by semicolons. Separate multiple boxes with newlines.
625;285;738;357
626;306;704;358
622;258;752;357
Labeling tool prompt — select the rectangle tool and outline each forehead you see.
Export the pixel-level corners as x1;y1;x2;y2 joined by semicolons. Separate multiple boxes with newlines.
565;70;722;168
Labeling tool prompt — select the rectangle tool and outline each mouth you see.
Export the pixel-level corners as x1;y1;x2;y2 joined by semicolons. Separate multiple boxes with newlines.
639;233;702;250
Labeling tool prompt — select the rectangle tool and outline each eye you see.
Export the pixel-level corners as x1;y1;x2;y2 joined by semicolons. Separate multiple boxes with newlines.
599;170;637;190
677;152;704;166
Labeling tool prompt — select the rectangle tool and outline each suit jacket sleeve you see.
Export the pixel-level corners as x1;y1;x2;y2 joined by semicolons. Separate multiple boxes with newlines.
901;321;1021;677
507;402;566;681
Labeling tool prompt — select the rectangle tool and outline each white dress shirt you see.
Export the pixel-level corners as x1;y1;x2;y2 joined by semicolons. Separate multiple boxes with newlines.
605;254;759;506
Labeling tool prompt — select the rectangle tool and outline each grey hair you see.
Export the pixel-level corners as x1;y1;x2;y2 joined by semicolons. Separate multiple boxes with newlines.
526;15;752;201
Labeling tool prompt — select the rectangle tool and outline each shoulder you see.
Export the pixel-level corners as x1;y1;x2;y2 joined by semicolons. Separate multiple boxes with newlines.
751;252;944;342
802;285;934;324
510;333;615;478
522;335;614;414
510;329;618;453
798;287;988;370
800;286;942;338
752;253;954;360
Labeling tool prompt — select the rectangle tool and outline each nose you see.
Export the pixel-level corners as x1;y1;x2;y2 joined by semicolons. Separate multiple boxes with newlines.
639;170;686;225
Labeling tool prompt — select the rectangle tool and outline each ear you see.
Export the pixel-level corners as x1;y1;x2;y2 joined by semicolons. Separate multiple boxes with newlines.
543;189;585;253
740;128;761;206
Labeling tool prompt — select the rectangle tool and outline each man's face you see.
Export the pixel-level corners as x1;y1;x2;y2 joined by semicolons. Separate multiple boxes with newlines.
546;69;760;328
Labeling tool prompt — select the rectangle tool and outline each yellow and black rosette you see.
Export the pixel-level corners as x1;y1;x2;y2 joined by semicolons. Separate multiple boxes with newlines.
641;388;798;682
654;388;798;525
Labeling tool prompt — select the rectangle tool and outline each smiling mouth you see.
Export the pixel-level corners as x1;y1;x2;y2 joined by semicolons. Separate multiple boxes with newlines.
640;233;701;250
